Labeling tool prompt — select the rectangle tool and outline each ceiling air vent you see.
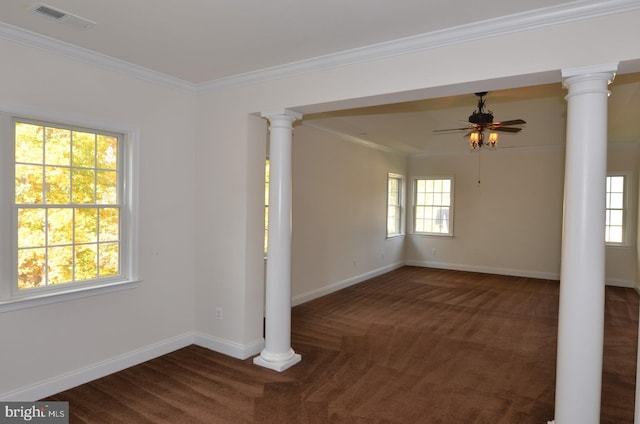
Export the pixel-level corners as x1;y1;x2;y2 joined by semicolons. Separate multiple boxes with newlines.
31;3;96;30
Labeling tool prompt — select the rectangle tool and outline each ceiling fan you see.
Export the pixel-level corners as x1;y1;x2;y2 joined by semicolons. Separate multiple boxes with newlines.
434;92;526;149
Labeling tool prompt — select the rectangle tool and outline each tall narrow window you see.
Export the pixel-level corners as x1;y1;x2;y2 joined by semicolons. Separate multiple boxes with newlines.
13;119;128;295
414;177;453;236
605;175;625;244
264;159;270;254
387;173;404;237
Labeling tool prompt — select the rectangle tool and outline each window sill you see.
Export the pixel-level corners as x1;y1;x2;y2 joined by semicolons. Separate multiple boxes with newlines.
0;279;141;313
411;232;454;238
386;233;405;239
606;243;632;249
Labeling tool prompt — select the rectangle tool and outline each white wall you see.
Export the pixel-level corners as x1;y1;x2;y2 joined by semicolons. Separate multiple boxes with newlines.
406;146;566;278
290;124;406;304
0;39;198;398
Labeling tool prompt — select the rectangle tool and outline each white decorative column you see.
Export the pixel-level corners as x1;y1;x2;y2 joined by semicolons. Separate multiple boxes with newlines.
553;63;617;424
254;109;302;372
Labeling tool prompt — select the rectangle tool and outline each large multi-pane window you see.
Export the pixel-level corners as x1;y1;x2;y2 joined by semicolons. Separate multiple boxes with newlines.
414;177;453;235
605;175;626;244
11;118;129;296
387;173;404;237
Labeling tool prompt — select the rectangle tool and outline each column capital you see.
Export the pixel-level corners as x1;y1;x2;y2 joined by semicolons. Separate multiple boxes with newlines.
562;62;618;90
261;108;303;122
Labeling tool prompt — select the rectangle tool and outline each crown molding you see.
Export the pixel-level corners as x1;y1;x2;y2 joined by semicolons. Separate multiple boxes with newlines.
199;0;640;91
0;21;196;92
1;0;639;93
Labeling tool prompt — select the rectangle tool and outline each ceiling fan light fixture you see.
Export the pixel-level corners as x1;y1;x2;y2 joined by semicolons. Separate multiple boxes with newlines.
434;91;525;150
469;131;481;149
469;131;498;150
488;132;498;147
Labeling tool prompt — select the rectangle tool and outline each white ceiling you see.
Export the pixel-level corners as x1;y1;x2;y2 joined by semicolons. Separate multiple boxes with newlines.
1;1;639;153
0;0;574;84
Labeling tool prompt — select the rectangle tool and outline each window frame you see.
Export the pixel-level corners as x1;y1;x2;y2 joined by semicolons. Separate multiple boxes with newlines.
605;173;629;246
386;173;405;238
0;113;140;312
412;176;454;237
264;158;270;255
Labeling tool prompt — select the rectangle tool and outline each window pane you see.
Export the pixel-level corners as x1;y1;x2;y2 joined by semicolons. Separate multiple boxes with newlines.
387;206;397;234
609;210;623;226
607;226;623;243
48;208;73;245
97;135;118;170
47;245;73;285
72;169;95;203
72;131;96;168
18;208;45;248
609;193;623;209
425;193;434;205
387;178;400;205
18;248;46;290
75;208;98;244
99;208;119;242
99;242;119;277
16;164;43;204
96;170;117;204
610;176;624;192
44;127;71;166
44;166;71;204
75;244;97;281
15;123;44;164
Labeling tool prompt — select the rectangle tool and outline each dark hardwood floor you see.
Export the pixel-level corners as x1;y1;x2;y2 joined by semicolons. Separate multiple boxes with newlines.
45;267;638;423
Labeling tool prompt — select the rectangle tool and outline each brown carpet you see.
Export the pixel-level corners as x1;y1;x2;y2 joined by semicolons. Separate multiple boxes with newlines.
45;266;638;423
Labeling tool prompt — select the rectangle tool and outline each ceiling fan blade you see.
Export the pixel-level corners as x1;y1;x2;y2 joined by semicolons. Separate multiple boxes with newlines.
433;127;472;133
492;127;522;133
493;119;526;126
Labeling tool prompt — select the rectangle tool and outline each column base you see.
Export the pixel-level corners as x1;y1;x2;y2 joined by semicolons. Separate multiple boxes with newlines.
253;352;301;372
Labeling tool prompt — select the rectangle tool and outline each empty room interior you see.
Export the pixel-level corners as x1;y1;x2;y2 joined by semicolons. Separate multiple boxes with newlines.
1;1;640;423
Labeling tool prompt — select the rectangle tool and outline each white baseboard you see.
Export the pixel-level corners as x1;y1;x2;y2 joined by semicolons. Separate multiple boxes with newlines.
405;260;561;281
192;332;264;360
0;331;266;402
291;262;404;306
406;260;638;289
0;332;194;402
606;278;636;289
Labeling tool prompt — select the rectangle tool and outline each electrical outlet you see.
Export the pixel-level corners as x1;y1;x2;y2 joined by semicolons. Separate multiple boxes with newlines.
431;248;437;256
215;307;223;320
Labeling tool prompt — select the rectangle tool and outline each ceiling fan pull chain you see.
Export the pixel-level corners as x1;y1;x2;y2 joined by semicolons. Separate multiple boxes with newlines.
477;149;482;186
